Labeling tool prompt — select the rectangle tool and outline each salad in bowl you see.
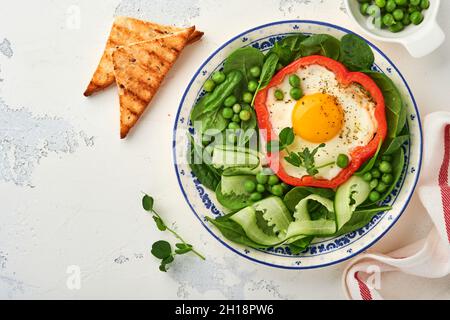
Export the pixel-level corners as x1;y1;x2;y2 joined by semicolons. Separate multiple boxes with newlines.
174;21;421;269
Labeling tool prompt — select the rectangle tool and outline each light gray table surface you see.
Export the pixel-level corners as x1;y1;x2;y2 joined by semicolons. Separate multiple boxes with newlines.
0;0;449;299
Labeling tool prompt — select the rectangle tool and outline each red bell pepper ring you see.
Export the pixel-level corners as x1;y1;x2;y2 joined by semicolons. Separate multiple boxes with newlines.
254;55;387;189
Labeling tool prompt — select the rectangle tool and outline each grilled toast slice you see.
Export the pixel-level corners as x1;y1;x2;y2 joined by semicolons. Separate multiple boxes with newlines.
84;16;202;96
112;27;194;138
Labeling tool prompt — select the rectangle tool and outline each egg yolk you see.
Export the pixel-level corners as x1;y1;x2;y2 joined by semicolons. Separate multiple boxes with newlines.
292;93;344;143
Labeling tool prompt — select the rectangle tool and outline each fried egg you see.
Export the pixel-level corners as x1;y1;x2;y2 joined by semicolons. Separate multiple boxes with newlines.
266;64;377;180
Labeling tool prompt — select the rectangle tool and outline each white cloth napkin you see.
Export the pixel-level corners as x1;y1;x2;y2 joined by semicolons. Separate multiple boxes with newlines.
342;112;450;300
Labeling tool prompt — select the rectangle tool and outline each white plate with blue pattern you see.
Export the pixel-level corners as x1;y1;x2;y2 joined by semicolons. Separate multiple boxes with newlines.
173;21;422;269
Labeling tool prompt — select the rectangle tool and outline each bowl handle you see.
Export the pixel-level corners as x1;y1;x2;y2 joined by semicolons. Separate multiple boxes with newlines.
402;22;445;58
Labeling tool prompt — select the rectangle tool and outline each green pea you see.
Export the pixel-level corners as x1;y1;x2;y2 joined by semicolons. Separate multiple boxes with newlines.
242;92;253;104
410;0;420;5
381;155;392;162
393;8;404;20
379;161;393;173
203;79;216;92
389;21;404;32
289;74;301;88
376;182;388;193
222;107;234;119
224;95;237;107
394;0;407;5
363;172;373;182
382;13;396;26
370;179;379;189
290;87;303;100
244;180;256;193
247;80;258;93
232;103;242;114
212;71;226;84
402;14;411;26
336;154;349;169
256;184;266;193
232;114;241;123
369;191;381;202
250;192;263;202
228;122;240;130
410;11;423;25
271;184;284;197
256;172;269;184
360;2;370;15
420;0;430;10
268;175;279;186
371;168;381;178
386;0;396;12
382;173;394;184
274;89;284;101
250;66;261;78
375;0;386;8
408;5;420;13
239;110;251;122
227;133;237;144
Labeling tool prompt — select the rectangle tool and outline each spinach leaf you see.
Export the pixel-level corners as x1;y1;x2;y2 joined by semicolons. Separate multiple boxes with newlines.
288;236;313;255
267;34;308;66
334;205;392;236
364;71;406;138
284;187;335;213
339;34;374;71
382;135;409;155
223;47;264;88
190;70;243;122
251;53;279;105
206;215;269;249
356;139;383;176
310;204;336;221
188;135;221;191
299;34;341;60
196;107;228;134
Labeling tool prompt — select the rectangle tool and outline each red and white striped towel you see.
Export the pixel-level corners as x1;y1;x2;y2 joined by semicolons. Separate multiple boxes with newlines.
343;112;450;300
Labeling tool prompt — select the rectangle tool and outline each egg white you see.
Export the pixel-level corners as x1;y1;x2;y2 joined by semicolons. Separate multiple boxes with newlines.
266;64;377;180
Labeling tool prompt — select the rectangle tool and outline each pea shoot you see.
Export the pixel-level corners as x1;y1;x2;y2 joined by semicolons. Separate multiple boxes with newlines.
143;194;205;272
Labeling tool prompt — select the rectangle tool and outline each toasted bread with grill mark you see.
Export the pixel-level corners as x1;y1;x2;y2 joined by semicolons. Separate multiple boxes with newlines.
84;16;202;97
112;27;194;138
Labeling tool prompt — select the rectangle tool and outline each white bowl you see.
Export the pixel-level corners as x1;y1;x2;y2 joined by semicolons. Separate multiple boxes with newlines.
173;21;422;269
345;0;445;57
